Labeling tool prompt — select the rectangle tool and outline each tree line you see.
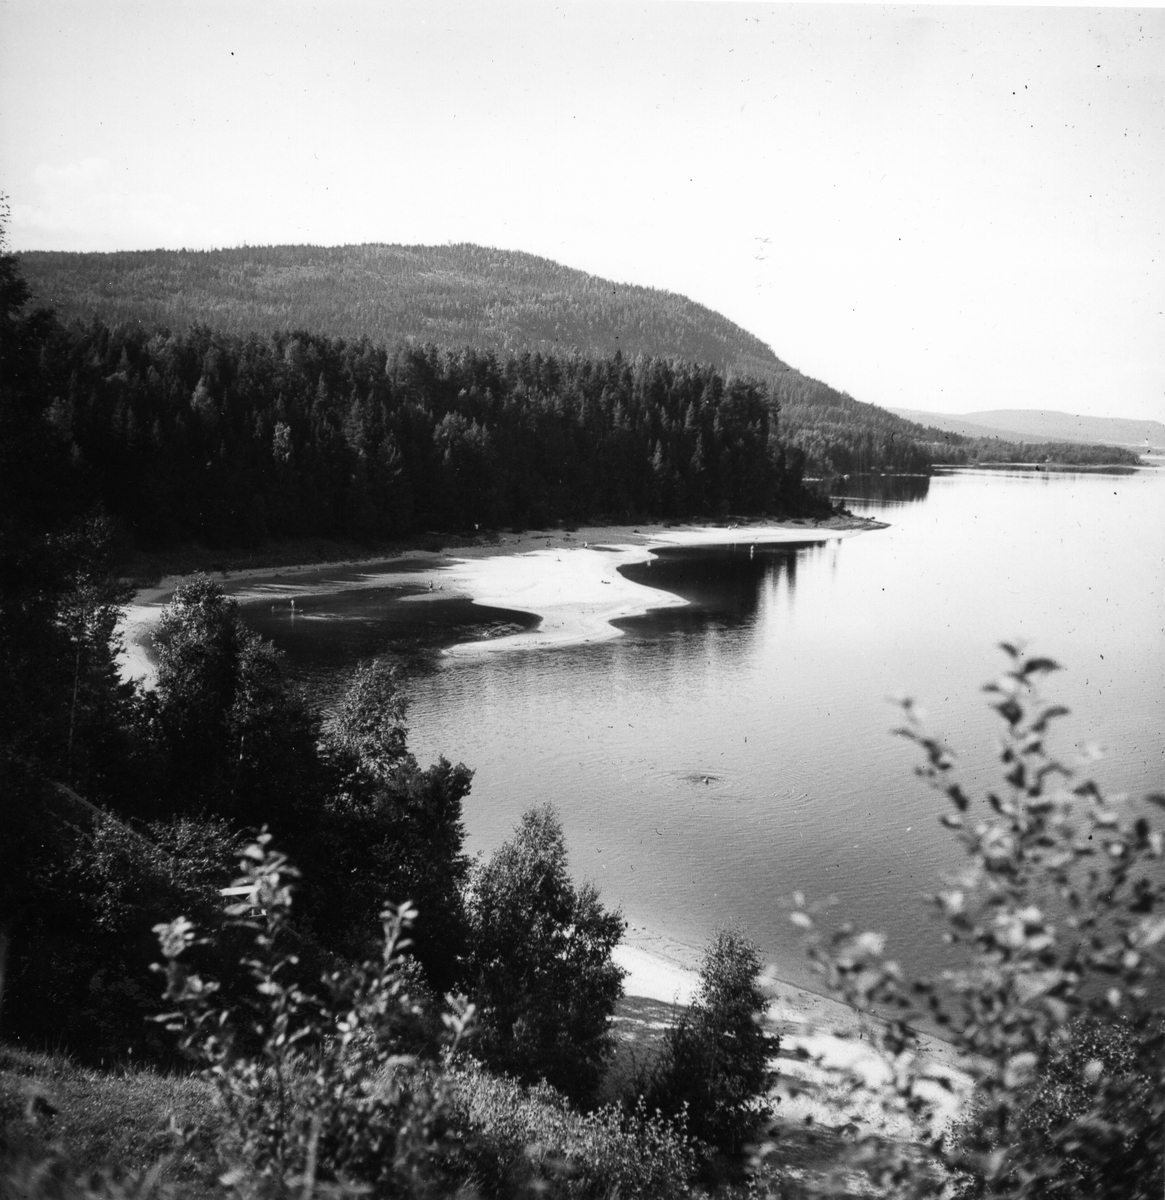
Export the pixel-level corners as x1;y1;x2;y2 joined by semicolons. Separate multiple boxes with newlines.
774;372;1142;475
29;318;820;555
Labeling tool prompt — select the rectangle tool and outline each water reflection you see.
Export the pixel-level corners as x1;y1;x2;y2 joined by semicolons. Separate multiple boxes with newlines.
617;541;818;633
830;473;931;506
245;590;538;705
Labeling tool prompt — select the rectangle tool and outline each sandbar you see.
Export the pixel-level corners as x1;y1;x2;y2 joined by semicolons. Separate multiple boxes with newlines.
119;516;879;684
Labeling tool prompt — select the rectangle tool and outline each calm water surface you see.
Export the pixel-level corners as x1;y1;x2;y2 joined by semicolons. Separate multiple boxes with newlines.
252;468;1165;990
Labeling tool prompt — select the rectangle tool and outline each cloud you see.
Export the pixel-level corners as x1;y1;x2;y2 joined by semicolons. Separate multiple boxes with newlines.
12;158;205;249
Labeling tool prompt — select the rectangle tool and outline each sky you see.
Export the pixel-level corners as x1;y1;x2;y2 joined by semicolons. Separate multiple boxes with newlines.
1;1;1162;422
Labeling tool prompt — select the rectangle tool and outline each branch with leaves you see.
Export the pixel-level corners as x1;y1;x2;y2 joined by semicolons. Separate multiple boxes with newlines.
771;646;1165;1198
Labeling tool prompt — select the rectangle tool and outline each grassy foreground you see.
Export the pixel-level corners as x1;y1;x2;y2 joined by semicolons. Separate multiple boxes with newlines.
0;1044;222;1197
1;1018;895;1200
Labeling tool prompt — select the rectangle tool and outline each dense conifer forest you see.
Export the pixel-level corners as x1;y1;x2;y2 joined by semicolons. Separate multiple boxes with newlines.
19;244;1140;480
22;320;810;553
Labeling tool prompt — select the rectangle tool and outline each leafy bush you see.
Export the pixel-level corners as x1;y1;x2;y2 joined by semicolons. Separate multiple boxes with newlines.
638;930;777;1163
950;1013;1162;1199
778;647;1165;1197
450;1060;695;1200
153;833;475;1198
461;806;626;1107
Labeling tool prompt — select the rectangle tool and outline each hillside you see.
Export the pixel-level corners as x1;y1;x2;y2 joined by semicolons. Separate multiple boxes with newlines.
17;244;1142;474
15;243;966;472
18;243;788;379
892;407;1165;451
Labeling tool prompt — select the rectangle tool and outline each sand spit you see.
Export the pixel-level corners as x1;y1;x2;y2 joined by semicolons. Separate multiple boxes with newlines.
436;522;869;657
119;516;880;684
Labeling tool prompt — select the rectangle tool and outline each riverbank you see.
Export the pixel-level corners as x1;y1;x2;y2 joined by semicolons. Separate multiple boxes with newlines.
119;514;884;685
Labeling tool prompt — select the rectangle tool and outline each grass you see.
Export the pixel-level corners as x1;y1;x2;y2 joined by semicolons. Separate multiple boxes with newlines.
1;1025;903;1200
0;1044;223;1197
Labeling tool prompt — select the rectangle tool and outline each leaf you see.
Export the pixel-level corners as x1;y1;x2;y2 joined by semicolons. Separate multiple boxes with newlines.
1003;1052;1038;1088
1138;916;1165;948
1029;704;1070;733
1013;969;1062;1004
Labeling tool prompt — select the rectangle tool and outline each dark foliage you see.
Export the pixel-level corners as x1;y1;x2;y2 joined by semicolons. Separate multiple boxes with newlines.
148;575;324;829
310;662;473;991
462;806;626;1107
1;222;151;1050
4;812;237;1062
17;317;802;553
638;930;776;1164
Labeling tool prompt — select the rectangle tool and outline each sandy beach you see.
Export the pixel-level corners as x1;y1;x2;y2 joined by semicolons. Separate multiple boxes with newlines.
613;926;968;1137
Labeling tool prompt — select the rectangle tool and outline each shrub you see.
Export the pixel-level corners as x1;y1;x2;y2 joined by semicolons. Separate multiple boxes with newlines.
153;833;475;1197
950;1012;1162;1199
777;646;1165;1197
451;1059;695;1199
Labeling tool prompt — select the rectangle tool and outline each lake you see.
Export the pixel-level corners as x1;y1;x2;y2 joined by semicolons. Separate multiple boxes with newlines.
246;466;1165;993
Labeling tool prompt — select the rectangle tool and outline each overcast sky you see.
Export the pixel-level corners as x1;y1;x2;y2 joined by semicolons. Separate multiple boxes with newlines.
1;2;1162;422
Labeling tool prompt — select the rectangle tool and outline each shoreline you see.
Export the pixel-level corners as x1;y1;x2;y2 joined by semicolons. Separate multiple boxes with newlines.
119;514;884;685
614;929;969;1137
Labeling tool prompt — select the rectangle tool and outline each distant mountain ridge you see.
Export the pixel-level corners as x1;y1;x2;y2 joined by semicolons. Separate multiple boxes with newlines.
891;407;1165;451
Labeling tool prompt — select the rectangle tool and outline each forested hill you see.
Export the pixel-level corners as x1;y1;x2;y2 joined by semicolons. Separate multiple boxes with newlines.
18;243;787;381
17;243;1142;475
14;243;960;472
